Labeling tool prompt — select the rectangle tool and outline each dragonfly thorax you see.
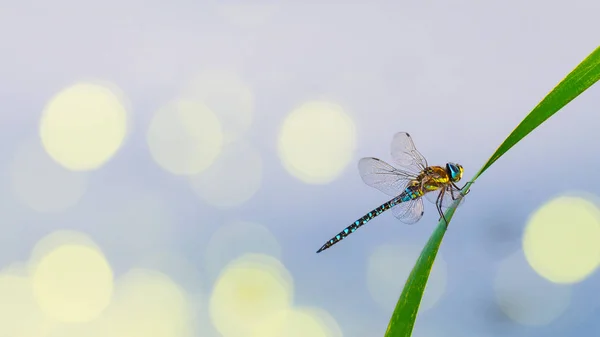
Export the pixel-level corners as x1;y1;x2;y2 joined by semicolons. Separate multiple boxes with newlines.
416;166;450;192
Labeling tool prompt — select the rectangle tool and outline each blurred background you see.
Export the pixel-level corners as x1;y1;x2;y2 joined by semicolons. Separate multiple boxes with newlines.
1;1;600;336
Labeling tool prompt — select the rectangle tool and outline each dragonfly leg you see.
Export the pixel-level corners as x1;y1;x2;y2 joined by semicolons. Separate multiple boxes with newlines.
436;189;449;226
453;182;471;196
449;187;458;200
458;180;476;195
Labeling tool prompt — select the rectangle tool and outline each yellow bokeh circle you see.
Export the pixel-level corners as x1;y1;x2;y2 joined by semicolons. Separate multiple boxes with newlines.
523;195;600;284
181;69;254;143
252;307;342;337
28;230;100;275
40;82;128;171
210;253;294;337
108;269;195;337
147;99;224;175
31;244;114;323
205;220;282;280
278;101;356;184
0;271;45;337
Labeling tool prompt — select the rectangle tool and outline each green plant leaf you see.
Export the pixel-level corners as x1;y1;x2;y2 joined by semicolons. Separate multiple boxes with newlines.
384;45;600;337
474;45;600;180
384;195;461;337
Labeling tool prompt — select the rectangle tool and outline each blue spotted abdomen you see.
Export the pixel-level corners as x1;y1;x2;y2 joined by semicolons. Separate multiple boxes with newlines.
316;185;422;253
399;184;424;202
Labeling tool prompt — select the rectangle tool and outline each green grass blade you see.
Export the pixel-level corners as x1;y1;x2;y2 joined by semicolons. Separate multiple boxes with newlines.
384;44;600;337
384;193;464;337
474;45;600;180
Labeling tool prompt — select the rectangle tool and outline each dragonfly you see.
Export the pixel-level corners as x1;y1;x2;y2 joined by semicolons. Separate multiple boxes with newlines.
316;132;469;253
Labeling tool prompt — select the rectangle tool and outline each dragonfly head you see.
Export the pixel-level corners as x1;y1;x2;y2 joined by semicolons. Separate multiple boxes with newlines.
446;162;464;182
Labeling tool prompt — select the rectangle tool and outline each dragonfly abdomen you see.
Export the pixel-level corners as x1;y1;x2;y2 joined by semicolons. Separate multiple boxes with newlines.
316;201;394;253
315;186;422;253
399;184;424;202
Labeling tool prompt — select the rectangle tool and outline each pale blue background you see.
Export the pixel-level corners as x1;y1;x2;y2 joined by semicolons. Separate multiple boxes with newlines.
1;1;600;336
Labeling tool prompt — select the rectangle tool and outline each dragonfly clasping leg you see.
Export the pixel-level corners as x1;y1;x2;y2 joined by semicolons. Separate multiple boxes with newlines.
436;188;449;227
449;187;458;200
452;181;473;196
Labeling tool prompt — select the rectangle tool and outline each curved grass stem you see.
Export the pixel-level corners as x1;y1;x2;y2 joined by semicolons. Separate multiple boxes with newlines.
383;45;600;337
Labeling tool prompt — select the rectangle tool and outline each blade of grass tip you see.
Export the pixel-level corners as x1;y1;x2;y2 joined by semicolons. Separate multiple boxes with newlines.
384;45;600;337
384;195;463;337
474;45;600;180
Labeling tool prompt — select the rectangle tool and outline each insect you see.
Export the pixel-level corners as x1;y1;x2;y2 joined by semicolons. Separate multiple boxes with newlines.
316;132;469;253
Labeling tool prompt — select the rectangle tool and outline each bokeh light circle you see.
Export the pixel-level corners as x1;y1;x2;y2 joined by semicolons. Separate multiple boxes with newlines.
0;269;45;337
127;258;205;337
181;69;254;143
205;220;282;280
39;82;128;171
11;139;87;213
252;307;343;337
367;244;447;311
278;101;356;184
108;268;195;337
28;230;100;274
494;250;571;326
523;195;600;284
190;142;262;208
210;253;294;337
31;244;114;323
147;99;223;175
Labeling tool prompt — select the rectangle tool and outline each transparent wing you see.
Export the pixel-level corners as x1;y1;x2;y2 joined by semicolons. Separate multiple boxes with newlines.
391;197;424;225
390;132;428;173
424;185;466;210
358;157;419;197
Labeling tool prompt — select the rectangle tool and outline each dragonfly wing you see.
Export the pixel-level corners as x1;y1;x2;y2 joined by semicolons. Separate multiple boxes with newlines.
390;132;428;173
391;197;424;225
358;157;418;197
424;186;466;210
424;189;440;204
